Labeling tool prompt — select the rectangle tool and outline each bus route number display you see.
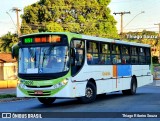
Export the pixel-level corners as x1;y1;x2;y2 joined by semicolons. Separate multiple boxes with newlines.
22;35;61;44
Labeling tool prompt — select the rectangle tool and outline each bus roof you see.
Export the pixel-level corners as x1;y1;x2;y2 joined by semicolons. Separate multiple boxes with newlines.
20;32;150;47
81;35;150;47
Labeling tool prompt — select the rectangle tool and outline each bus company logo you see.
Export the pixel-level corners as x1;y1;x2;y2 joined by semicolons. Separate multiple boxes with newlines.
2;113;11;118
102;72;111;76
35;83;41;87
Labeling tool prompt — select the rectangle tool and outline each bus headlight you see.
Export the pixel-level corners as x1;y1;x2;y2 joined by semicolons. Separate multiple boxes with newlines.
52;79;68;90
17;80;20;84
62;79;68;85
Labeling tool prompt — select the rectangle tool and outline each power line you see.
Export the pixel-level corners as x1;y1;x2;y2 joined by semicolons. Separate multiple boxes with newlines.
113;11;131;34
6;12;17;28
123;11;145;29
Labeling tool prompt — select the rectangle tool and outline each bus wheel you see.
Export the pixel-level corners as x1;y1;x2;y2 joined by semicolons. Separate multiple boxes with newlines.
79;82;96;103
38;97;56;105
122;77;137;95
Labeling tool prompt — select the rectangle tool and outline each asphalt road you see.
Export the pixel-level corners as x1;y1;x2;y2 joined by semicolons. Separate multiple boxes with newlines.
0;88;16;95
0;84;160;121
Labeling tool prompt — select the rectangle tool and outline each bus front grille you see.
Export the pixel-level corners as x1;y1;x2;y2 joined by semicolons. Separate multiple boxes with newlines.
26;85;53;88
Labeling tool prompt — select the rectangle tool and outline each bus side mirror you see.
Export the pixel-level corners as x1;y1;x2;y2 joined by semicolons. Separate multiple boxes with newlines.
12;44;19;59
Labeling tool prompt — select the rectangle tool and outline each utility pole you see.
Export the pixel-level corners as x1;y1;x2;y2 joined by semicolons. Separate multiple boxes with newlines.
113;11;131;34
12;7;21;37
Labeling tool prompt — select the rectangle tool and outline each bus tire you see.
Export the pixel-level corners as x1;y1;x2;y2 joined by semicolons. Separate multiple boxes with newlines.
78;82;97;103
122;77;137;95
38;97;56;105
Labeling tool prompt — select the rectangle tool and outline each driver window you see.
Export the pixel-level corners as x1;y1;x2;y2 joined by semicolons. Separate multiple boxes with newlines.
71;39;85;76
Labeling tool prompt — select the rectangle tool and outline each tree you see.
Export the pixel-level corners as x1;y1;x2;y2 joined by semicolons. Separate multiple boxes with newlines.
0;32;18;52
46;22;64;32
21;0;119;38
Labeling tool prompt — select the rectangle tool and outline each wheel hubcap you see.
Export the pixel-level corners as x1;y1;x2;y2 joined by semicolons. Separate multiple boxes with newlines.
85;87;93;98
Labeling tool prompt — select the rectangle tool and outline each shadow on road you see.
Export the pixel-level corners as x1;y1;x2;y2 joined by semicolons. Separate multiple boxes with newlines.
25;91;153;111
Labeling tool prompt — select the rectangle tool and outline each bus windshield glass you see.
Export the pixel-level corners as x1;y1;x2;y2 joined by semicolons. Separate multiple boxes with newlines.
19;46;69;74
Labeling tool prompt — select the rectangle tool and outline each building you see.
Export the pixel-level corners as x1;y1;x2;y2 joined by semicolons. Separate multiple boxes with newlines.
0;53;17;80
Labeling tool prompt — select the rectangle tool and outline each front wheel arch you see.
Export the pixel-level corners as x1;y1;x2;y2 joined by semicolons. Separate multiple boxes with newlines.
78;80;97;103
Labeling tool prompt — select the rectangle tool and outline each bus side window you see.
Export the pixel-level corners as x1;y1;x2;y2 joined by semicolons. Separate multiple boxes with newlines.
113;55;121;64
87;41;99;65
131;47;138;64
99;43;111;64
146;48;151;64
139;47;146;64
87;53;93;64
111;44;121;64
122;46;130;64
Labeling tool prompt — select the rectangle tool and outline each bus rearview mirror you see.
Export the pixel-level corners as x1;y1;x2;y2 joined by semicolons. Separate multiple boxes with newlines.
12;44;19;59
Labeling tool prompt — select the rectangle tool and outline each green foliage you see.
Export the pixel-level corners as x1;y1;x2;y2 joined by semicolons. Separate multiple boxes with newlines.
0;94;16;99
21;0;119;38
0;32;18;53
46;22;64;32
152;56;159;64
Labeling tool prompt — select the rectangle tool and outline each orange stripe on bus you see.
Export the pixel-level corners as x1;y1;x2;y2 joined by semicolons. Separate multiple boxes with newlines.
113;65;117;77
113;65;118;88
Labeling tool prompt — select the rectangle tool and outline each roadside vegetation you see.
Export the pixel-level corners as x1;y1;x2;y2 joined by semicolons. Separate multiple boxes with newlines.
0;94;16;99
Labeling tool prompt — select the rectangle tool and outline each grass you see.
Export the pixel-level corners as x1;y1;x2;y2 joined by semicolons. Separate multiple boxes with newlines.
0;94;16;99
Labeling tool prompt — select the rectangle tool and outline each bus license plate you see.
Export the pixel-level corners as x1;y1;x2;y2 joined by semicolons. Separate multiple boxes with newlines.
34;90;43;95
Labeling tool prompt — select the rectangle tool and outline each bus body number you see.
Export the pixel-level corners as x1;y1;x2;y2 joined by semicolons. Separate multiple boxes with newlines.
102;72;111;76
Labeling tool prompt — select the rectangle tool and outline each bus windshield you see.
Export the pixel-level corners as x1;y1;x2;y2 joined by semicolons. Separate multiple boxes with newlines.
19;46;69;74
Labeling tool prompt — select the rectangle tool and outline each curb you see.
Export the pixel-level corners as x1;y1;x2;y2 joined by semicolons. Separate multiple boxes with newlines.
0;80;18;88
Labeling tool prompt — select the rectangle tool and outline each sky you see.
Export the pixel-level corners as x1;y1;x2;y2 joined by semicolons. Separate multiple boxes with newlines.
0;0;160;36
109;0;160;33
0;0;39;36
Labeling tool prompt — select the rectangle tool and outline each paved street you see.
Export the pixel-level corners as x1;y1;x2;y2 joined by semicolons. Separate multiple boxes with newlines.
0;88;16;94
0;85;160;112
0;84;159;121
